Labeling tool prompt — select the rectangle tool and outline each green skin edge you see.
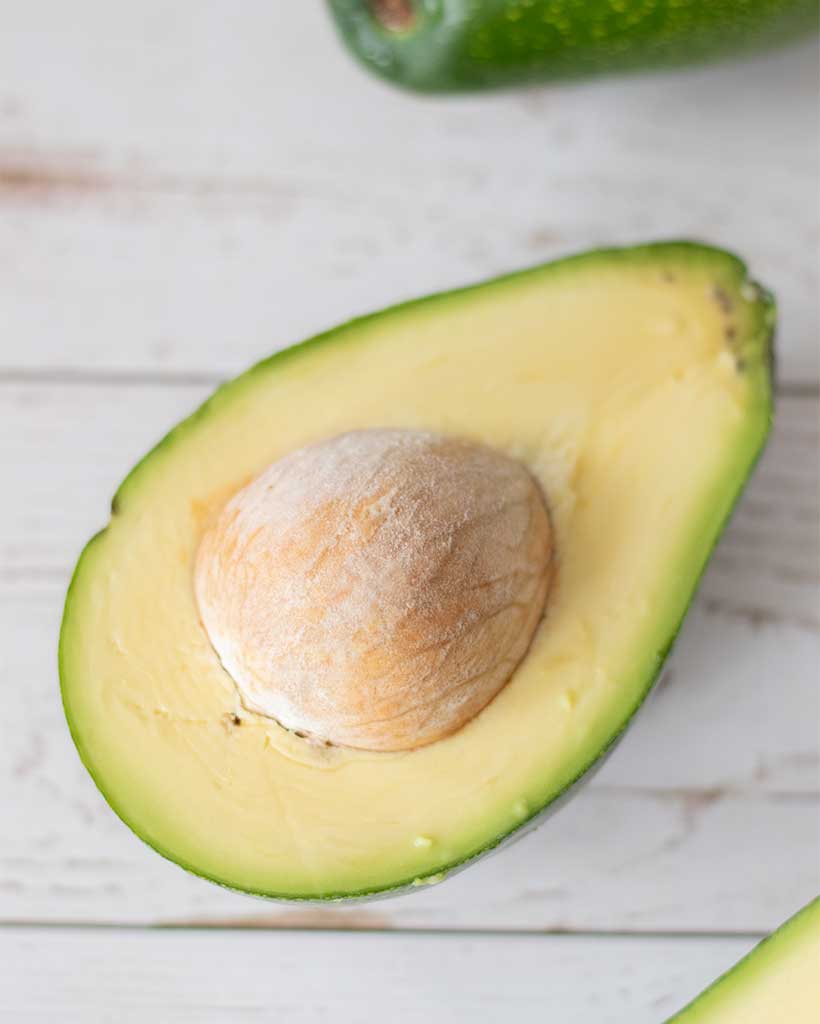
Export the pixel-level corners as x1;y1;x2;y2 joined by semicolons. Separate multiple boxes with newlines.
664;896;820;1021
327;0;818;93
59;241;775;903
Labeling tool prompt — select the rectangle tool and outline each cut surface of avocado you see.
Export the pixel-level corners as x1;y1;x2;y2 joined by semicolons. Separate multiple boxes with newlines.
666;897;820;1022
60;242;774;900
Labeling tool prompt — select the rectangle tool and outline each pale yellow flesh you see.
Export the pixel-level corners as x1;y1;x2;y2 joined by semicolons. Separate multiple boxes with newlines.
63;253;769;896
670;899;820;1022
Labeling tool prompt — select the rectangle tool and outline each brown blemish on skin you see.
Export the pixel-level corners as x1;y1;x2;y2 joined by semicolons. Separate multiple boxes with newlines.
371;0;416;31
725;325;737;341
712;285;734;315
166;908;393;930
661;270;677;283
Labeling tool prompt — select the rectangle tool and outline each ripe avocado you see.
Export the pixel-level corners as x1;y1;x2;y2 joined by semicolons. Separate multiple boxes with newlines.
60;242;774;900
666;897;820;1022
328;0;818;92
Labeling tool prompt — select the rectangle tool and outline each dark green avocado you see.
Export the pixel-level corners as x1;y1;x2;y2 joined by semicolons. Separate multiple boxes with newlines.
328;0;818;92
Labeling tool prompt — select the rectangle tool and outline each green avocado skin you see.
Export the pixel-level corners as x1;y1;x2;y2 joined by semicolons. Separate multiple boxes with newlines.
328;0;818;91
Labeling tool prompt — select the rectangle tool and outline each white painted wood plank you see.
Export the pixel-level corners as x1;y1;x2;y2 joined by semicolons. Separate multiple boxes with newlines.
0;925;758;1024
0;382;816;929
0;3;816;382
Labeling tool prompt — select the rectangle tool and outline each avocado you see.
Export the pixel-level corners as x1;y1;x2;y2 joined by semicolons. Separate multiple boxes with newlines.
328;0;818;92
666;897;820;1022
60;241;773;900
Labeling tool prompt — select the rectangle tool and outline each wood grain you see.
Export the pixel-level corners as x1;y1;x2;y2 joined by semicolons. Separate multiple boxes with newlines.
0;4;816;381
0;8;816;999
0;925;759;1023
0;383;816;930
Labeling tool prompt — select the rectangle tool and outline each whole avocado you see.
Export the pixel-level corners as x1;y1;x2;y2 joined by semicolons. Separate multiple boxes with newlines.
328;0;818;92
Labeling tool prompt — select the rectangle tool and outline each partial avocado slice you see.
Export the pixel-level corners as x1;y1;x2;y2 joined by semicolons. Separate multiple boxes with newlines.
60;242;774;900
666;897;820;1022
328;0;818;93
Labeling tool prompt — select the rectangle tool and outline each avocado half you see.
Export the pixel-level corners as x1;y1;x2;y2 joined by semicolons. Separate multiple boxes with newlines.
328;0;818;93
60;242;774;901
666;897;820;1022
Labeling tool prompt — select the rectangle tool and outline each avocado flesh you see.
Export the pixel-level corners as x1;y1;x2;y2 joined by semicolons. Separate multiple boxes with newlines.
667;898;820;1022
60;242;773;900
328;0;818;92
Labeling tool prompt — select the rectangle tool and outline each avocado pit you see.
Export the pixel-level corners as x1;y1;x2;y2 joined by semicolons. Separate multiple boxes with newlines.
194;429;553;752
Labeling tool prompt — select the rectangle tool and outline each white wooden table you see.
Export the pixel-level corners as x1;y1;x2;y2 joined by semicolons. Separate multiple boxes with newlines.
0;5;817;1021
